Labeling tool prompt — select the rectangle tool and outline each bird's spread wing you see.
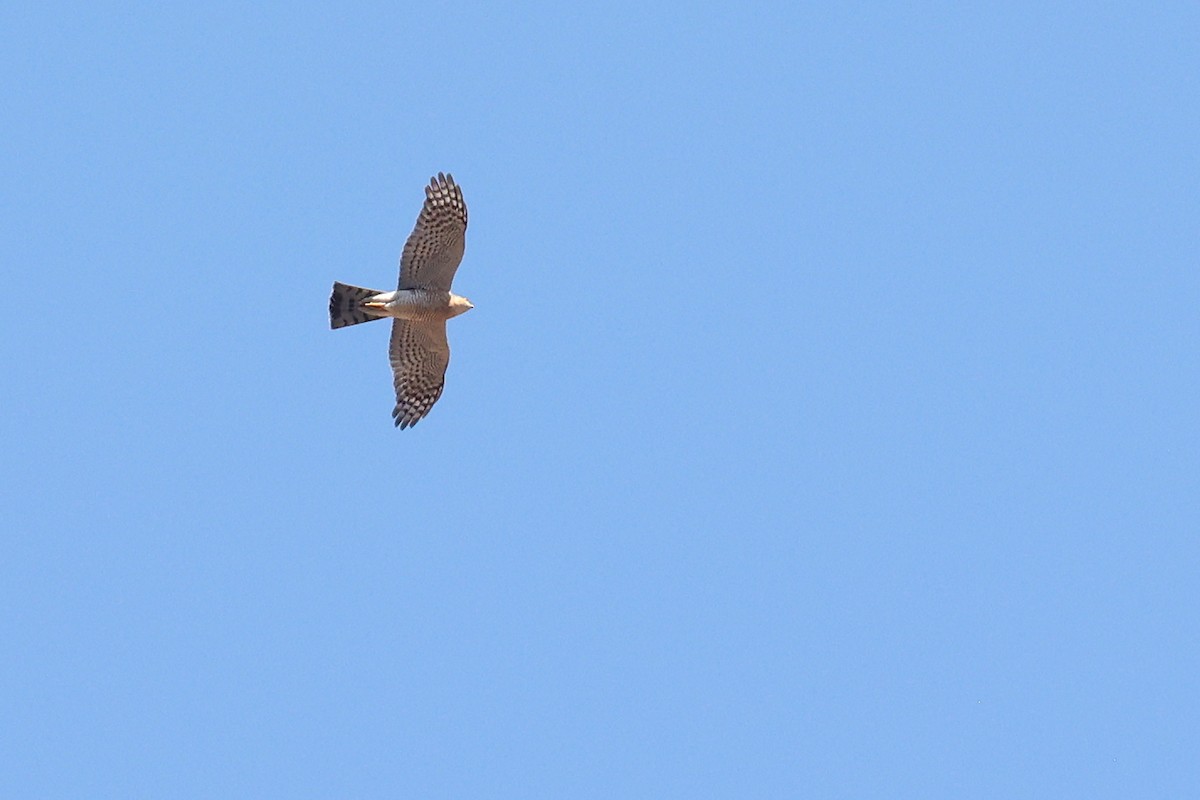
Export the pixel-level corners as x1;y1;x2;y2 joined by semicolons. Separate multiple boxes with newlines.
398;173;468;291
389;319;450;429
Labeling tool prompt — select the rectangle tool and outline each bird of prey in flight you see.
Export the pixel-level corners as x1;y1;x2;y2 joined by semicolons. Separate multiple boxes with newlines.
330;173;473;429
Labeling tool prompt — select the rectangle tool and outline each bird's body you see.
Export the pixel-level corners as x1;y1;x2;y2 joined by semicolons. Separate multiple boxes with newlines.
341;288;473;324
329;173;472;429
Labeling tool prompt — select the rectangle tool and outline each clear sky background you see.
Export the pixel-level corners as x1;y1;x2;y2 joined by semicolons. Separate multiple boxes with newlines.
2;2;1197;797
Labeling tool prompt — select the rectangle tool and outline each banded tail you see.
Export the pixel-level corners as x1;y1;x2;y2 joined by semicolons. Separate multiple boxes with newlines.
330;282;387;329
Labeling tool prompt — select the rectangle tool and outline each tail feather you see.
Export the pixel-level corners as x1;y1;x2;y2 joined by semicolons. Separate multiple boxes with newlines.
330;282;387;329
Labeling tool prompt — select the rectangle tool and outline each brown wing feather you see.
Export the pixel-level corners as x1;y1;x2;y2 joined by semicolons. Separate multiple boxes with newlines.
398;173;468;291
388;319;450;429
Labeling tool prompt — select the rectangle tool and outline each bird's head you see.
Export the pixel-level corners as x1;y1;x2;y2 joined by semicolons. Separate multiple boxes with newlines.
449;294;474;317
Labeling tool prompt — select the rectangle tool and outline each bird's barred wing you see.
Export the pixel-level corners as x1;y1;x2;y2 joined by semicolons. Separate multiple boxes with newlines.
388;319;450;429
398;173;468;291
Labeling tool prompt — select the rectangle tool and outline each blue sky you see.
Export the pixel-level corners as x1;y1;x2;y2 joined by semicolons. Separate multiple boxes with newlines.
2;2;1197;796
